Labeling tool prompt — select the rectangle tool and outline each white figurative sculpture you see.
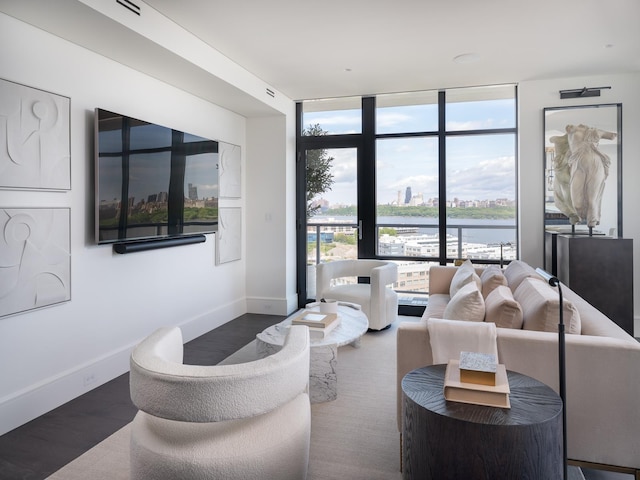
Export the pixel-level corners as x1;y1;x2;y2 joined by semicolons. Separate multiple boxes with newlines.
551;124;616;229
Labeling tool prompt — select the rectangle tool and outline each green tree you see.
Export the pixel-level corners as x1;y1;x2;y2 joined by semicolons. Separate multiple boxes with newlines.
304;124;334;218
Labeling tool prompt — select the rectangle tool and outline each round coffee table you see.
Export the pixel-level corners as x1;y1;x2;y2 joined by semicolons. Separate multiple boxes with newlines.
402;364;563;479
256;303;368;403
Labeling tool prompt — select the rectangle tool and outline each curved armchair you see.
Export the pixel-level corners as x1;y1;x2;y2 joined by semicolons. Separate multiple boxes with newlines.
129;325;310;480
316;259;398;330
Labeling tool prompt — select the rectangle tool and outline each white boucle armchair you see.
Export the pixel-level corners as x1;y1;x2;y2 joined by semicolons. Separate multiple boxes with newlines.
316;259;398;330
129;325;311;480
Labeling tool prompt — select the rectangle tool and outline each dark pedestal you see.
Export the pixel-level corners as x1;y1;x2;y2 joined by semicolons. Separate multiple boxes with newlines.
402;365;563;480
556;235;634;337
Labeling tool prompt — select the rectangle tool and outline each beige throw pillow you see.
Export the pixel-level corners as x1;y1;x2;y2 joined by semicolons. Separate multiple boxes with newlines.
514;277;581;334
503;260;539;293
449;259;481;298
484;285;524;329
443;282;485;322
480;265;508;298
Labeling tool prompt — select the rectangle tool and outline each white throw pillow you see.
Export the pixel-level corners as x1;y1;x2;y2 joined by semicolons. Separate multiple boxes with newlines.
514;277;581;334
484;285;523;329
480;265;508;299
449;259;481;298
443;282;485;322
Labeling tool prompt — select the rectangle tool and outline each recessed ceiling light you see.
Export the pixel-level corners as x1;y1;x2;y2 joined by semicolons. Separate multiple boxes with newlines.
453;53;480;64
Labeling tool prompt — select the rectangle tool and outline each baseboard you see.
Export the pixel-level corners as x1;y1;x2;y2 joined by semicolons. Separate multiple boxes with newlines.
246;296;292;316
0;299;246;437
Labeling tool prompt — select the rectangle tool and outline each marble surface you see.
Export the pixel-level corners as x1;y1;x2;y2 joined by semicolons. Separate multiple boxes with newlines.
256;304;368;403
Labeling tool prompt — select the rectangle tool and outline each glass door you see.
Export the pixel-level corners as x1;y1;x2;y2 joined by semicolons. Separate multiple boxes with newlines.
305;147;359;300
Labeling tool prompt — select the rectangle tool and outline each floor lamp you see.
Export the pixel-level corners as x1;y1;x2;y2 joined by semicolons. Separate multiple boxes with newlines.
536;267;567;480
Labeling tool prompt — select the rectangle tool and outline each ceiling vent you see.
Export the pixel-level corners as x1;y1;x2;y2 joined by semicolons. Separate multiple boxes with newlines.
116;0;141;16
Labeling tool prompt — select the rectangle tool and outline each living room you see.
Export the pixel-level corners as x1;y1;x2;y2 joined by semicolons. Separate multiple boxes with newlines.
0;0;639;478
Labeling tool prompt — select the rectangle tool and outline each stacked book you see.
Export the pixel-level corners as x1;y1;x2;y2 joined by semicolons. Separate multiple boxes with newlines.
291;310;340;337
443;351;511;408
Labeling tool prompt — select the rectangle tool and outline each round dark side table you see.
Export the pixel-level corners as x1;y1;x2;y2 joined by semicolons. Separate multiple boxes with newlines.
402;364;563;480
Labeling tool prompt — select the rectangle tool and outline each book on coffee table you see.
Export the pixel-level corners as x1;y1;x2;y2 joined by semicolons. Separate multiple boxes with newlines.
291;310;338;328
444;359;510;408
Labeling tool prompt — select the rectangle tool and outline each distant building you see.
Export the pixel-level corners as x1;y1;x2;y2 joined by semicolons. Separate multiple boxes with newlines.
404;186;412;205
188;183;198;200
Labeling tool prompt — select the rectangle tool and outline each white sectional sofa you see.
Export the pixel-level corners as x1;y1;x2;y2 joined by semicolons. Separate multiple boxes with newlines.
397;260;640;477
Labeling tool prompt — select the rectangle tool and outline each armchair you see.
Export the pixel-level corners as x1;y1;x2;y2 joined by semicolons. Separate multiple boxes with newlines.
316;259;398;330
129;324;311;480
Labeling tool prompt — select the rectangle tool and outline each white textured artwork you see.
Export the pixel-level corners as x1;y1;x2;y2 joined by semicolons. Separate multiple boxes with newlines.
0;208;71;317
0;79;71;190
216;207;241;264
219;141;241;198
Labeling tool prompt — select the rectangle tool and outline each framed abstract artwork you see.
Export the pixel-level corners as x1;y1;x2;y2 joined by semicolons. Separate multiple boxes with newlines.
543;104;622;237
216;207;241;264
0;208;71;317
0;78;71;190
219;141;241;198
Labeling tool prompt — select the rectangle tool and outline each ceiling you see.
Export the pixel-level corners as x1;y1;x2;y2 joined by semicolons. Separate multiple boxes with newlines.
144;0;640;101
1;0;638;113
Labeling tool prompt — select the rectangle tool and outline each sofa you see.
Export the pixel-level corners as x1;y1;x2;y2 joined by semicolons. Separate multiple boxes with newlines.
397;260;640;477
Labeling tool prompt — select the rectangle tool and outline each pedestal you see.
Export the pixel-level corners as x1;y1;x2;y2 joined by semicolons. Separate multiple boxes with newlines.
556;235;634;336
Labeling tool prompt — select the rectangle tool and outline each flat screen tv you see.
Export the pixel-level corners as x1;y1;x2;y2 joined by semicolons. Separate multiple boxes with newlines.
94;108;219;245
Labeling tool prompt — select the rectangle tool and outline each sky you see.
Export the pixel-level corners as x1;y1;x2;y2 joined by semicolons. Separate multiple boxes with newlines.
303;98;517;207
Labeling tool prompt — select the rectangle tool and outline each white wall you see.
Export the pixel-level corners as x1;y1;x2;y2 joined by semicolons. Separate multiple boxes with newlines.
0;13;259;435
519;73;640;325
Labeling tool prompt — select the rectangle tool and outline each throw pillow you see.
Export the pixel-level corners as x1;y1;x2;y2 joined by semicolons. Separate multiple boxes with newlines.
449;259;481;298
443;281;485;322
484;285;524;329
503;260;539;293
513;277;581;334
480;265;508;299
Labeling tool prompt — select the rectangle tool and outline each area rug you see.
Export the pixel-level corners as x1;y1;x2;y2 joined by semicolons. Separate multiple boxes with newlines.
47;318;411;479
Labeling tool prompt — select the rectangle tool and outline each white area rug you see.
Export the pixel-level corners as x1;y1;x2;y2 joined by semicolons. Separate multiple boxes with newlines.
47;319;410;479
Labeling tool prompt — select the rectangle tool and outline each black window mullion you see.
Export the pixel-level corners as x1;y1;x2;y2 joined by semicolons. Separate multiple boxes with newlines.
359;96;376;258
438;90;447;265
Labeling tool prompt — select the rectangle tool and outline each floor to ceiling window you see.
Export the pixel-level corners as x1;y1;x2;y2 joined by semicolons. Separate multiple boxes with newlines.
296;85;518;314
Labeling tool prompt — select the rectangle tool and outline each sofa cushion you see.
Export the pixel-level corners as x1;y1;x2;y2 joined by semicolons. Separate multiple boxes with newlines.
449;260;481;298
484;285;524;329
504;260;539;293
480;265;508;298
423;293;450;319
443;282;485;322
514;277;581;334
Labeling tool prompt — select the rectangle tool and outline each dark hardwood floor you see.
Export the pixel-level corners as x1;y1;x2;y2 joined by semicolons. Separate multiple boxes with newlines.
0;313;282;480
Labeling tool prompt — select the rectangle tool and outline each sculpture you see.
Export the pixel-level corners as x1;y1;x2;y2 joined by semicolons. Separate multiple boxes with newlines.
550;124;616;231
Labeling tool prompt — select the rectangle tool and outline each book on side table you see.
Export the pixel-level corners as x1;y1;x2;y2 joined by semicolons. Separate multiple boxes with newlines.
444;359;511;408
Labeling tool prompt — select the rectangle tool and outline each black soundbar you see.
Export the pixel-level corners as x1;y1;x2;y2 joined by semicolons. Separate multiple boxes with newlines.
113;235;206;254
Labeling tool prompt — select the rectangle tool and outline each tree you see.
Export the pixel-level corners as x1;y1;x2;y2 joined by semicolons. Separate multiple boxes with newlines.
304;124;334;218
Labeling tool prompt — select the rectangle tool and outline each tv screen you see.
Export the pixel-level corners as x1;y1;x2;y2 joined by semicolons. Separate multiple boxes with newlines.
95;108;219;244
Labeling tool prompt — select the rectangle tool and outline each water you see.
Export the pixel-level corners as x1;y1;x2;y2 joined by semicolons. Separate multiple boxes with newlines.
311;215;517;245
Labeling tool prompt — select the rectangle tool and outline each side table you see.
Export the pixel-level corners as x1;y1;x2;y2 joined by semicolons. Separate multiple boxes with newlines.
402;364;563;480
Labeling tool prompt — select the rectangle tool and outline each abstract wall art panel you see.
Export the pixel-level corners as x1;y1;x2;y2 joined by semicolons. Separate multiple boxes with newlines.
219;141;241;198
216;207;241;264
0;208;71;318
0;78;71;190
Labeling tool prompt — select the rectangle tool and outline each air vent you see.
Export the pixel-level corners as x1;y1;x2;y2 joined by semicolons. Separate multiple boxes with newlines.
266;88;275;98
116;0;141;15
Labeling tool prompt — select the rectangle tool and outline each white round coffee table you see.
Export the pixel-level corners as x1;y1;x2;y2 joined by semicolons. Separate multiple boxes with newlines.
256;302;368;403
